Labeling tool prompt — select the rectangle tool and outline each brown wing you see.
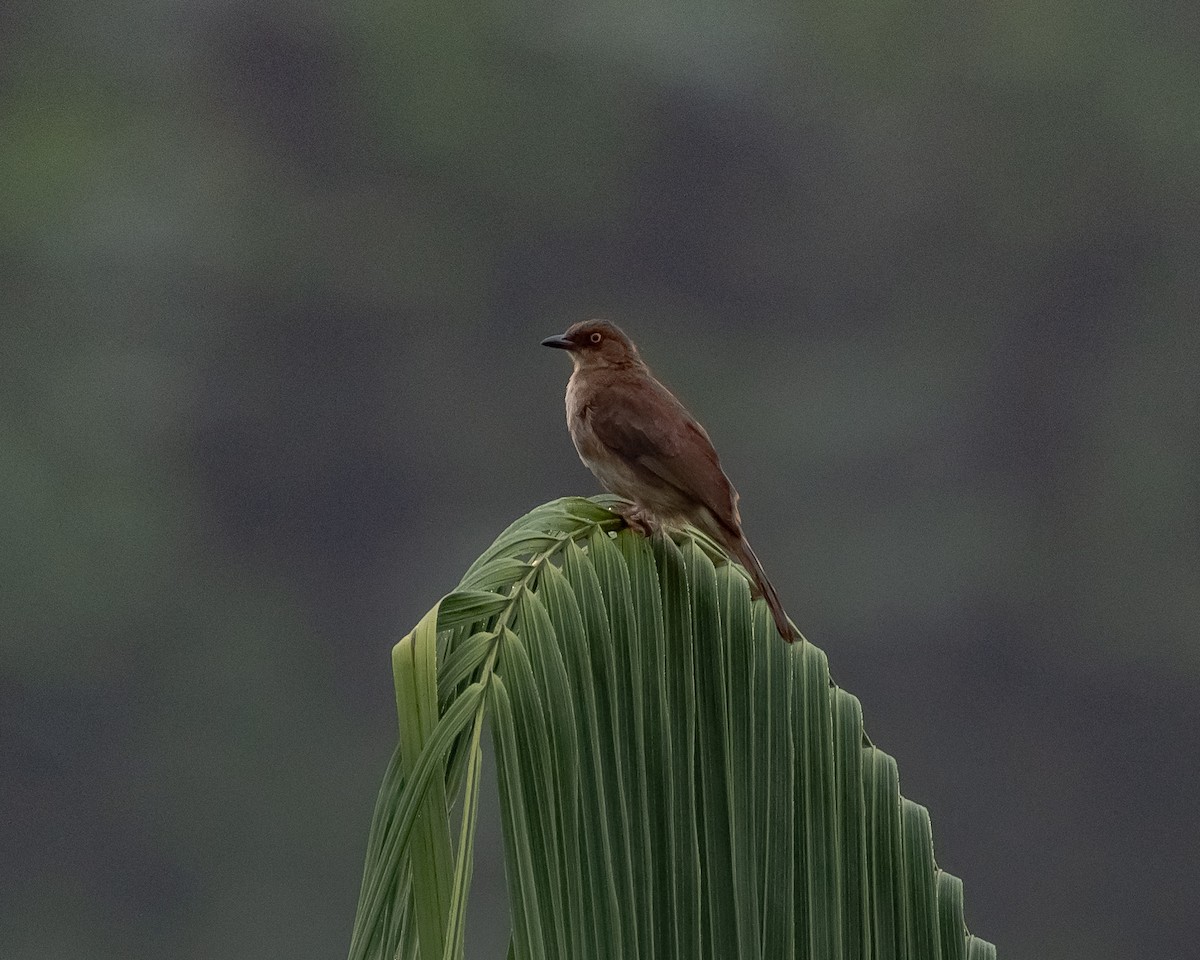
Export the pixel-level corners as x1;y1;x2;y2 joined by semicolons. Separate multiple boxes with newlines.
586;373;741;529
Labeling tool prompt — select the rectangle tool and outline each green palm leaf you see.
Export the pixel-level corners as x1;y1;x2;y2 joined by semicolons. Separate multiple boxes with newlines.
349;496;994;960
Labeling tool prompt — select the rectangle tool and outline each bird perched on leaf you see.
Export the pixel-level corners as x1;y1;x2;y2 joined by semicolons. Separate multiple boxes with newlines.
542;319;797;643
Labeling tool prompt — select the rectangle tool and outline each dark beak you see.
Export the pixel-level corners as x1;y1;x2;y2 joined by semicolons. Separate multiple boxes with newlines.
541;333;574;350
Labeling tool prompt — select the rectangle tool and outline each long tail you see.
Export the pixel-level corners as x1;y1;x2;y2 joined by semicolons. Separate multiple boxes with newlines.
721;528;797;643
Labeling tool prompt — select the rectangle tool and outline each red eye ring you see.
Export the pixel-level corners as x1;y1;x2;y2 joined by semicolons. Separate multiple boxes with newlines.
590;332;602;343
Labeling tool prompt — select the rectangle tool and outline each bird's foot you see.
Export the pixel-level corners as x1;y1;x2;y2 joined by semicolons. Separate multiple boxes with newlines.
613;502;659;538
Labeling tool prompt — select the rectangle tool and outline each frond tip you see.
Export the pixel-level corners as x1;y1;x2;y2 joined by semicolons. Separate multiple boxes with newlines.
349;496;995;960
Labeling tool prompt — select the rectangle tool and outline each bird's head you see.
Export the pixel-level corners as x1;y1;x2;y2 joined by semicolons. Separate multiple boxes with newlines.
541;319;642;370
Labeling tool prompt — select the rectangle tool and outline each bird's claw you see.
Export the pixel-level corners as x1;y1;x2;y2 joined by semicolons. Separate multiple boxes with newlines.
613;503;659;538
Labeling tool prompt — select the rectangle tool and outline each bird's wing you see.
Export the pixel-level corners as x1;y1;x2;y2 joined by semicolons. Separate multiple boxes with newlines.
586;375;740;528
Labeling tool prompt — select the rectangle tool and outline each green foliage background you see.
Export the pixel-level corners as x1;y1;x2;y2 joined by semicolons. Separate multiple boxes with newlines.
3;2;1197;959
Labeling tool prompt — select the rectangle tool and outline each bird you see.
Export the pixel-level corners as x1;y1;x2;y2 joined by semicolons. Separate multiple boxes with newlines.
542;319;797;643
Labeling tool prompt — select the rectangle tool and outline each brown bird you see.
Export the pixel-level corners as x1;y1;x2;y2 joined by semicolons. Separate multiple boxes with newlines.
542;319;797;642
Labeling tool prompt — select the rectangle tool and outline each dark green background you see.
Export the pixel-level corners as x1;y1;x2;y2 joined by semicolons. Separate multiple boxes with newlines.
4;2;1197;958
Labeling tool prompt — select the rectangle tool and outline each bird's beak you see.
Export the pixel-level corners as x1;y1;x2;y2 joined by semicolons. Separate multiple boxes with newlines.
541;333;574;350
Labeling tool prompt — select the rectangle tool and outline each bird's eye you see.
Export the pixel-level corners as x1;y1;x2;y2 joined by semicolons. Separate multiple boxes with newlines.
590;332;602;344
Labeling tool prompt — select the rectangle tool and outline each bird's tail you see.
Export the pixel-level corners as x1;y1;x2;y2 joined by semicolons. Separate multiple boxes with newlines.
721;529;797;643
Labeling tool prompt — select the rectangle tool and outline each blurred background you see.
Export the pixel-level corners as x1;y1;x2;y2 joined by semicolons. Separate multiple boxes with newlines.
3;1;1198;957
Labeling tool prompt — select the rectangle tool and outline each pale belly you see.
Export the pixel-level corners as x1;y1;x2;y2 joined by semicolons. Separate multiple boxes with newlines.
571;419;645;502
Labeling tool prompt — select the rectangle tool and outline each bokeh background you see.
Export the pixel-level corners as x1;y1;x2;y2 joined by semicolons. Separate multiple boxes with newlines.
4;1;1198;958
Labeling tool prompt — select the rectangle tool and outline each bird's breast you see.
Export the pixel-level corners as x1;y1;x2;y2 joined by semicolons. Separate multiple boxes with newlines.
564;374;643;500
564;371;586;425
565;375;600;461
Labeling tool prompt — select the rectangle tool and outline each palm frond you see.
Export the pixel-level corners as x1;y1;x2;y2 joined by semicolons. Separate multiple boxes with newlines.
349;496;994;960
